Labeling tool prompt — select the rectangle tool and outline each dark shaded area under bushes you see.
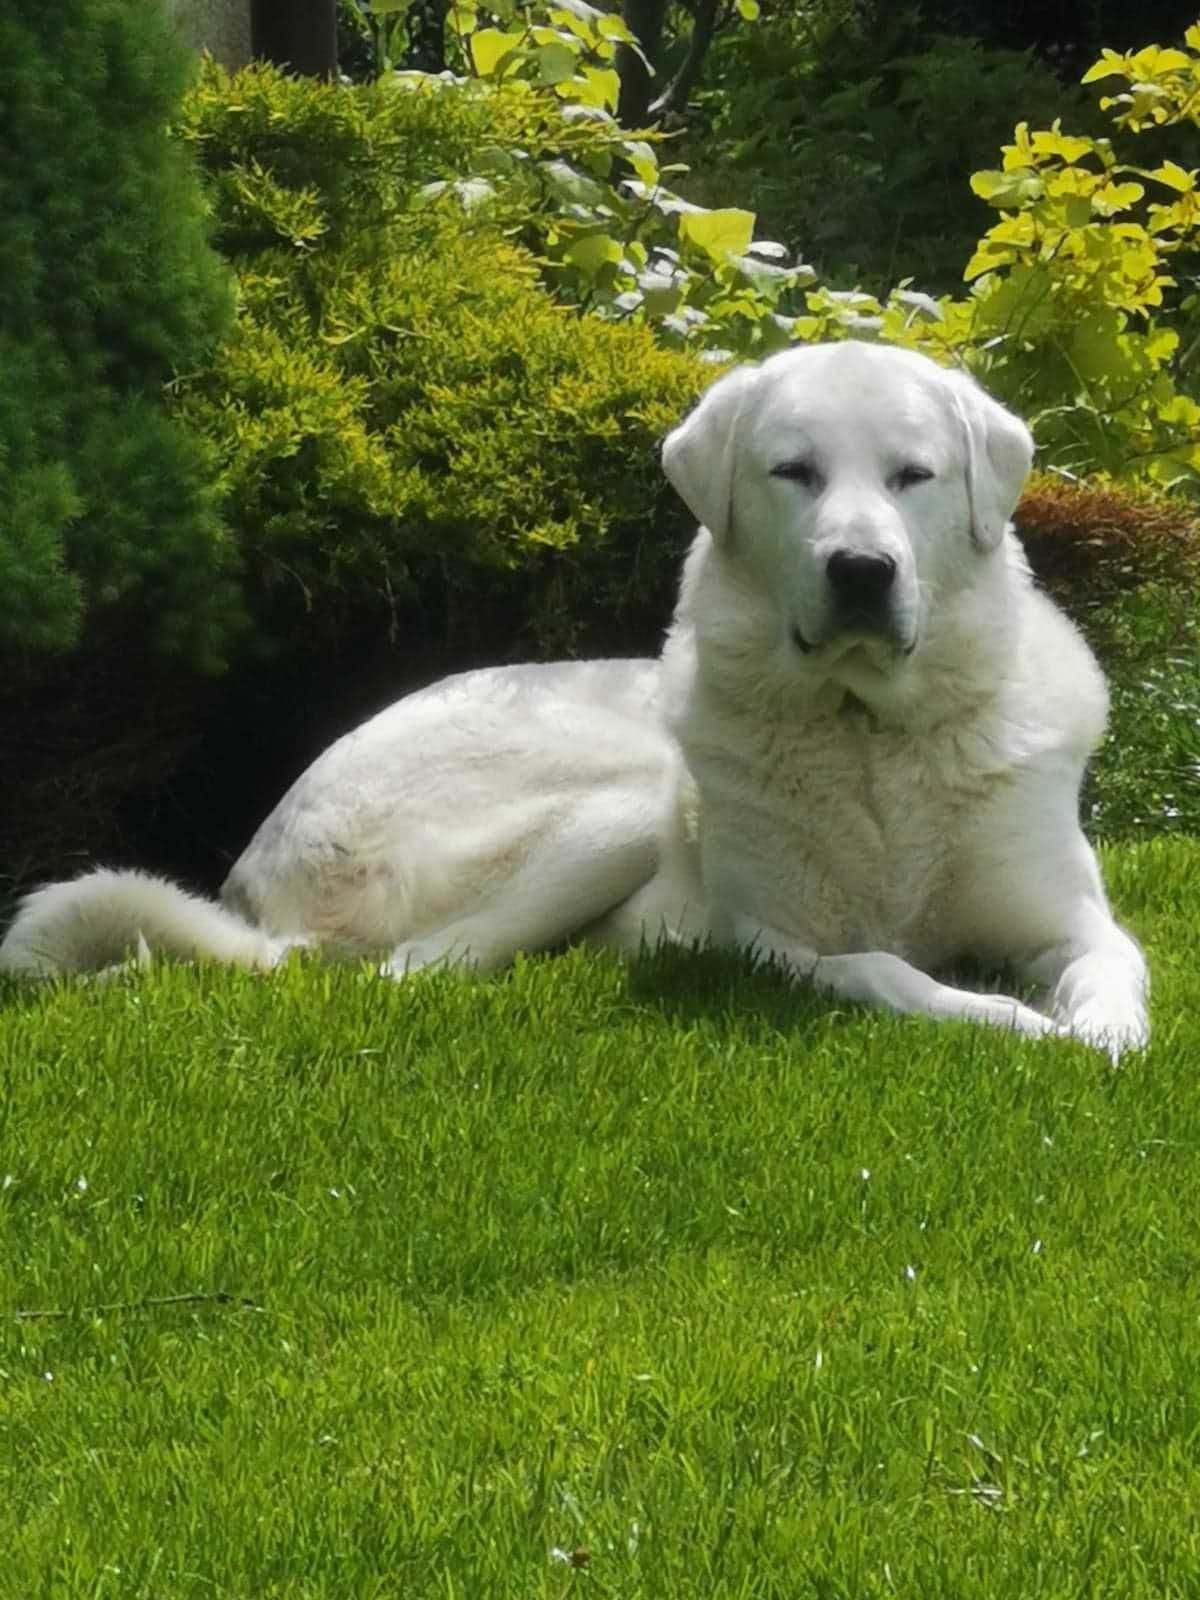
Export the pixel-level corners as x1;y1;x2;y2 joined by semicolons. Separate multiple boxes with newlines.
0;538;684;904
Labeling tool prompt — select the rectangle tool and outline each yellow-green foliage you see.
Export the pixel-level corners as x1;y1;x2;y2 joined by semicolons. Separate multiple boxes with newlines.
771;27;1200;492
177;55;646;252
373;1;814;362
948;31;1200;488
175;64;708;654
938;29;1200;486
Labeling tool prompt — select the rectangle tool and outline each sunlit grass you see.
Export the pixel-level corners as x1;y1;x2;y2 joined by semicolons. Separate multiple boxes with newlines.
1;838;1198;1597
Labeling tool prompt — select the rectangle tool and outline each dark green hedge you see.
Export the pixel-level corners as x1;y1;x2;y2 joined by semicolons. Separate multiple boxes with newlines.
0;0;234;663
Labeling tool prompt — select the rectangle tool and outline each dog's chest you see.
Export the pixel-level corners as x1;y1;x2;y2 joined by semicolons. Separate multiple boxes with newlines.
702;710;983;959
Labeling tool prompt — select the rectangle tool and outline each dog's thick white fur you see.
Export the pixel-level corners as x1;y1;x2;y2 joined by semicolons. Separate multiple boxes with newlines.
0;343;1149;1056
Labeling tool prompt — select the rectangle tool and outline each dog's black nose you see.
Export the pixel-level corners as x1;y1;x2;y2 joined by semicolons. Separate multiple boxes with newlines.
826;550;896;609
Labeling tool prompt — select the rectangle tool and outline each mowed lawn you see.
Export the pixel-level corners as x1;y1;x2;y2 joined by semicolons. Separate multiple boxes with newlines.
1;838;1198;1598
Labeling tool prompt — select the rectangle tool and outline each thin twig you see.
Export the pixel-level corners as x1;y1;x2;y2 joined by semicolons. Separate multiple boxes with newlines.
648;0;719;121
13;1291;264;1322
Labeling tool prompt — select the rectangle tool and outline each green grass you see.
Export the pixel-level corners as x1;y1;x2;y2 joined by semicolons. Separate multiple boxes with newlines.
1086;587;1200;837
2;838;1199;1598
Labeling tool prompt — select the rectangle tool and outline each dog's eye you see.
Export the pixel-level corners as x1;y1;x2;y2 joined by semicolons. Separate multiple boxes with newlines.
893;464;934;490
772;461;821;490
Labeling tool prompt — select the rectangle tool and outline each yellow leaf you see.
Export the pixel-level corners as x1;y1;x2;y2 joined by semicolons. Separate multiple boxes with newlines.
470;27;526;77
1127;45;1190;76
1000;122;1037;171
963;241;1018;281
1081;48;1128;84
1030;128;1096;164
987;215;1037;247
573;65;620;109
678;208;756;262
622;139;659;187
1150;161;1196;193
550;6;597;41
1093;180;1144;215
972;169;1043;206
1145;328;1180;365
563;233;623;274
596;13;637;43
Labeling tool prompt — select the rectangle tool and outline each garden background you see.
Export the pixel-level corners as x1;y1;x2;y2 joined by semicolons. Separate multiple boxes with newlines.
2;2;1200;1593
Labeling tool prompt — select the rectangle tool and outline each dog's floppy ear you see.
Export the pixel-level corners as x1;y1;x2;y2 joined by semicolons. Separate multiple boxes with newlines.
661;363;760;543
943;369;1033;552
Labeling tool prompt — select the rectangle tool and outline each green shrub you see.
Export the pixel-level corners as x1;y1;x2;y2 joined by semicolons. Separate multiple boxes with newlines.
175;63;708;657
685;9;1093;295
1016;475;1200;610
0;0;236;665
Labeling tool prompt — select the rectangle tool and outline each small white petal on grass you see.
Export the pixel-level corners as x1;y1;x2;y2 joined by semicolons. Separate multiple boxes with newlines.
970;1479;1004;1509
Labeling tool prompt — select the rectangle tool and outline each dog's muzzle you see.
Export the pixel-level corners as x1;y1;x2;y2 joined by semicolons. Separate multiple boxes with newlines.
792;549;915;657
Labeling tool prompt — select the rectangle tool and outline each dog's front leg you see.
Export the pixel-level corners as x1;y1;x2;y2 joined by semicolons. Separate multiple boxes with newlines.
953;791;1150;1060
730;917;1059;1039
1017;899;1149;1061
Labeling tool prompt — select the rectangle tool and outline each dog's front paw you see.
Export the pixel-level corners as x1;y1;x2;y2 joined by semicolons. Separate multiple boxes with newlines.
1059;1001;1150;1062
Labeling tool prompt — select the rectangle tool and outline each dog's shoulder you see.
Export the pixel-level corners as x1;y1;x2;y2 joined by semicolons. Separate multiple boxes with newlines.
1000;566;1109;762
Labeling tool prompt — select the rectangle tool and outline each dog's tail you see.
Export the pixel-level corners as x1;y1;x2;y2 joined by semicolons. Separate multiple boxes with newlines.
0;869;289;978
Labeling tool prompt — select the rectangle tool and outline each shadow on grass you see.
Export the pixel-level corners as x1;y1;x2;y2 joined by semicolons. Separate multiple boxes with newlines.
619;940;850;1042
616;937;1053;1050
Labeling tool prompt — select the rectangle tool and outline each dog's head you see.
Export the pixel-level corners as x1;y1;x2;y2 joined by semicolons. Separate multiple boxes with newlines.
662;341;1032;685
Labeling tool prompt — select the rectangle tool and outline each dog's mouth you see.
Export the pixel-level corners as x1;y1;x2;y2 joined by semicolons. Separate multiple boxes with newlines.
792;622;917;659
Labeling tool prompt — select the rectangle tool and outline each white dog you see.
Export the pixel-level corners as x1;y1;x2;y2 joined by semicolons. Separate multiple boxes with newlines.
0;342;1149;1055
